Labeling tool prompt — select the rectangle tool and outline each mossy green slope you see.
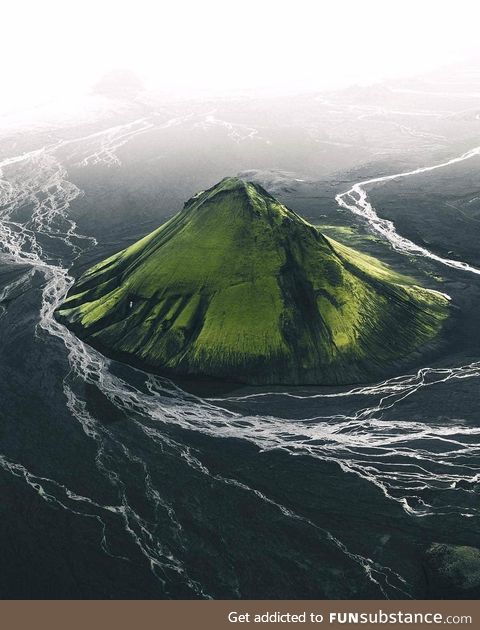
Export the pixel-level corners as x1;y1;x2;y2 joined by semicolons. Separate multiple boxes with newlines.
56;177;449;385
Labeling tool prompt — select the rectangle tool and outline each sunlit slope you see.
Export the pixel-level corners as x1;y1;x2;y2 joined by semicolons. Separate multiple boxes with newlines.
56;177;449;384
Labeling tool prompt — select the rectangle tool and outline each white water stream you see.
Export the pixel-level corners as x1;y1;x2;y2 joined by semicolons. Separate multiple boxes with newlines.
1;117;479;597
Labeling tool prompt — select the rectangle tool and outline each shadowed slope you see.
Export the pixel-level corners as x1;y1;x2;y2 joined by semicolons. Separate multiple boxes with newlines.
56;177;449;385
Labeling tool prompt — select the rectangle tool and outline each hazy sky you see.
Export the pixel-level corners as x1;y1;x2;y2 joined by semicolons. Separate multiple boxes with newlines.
2;0;480;112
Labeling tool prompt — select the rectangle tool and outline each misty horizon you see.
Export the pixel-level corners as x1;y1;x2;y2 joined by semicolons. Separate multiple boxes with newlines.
3;0;480;117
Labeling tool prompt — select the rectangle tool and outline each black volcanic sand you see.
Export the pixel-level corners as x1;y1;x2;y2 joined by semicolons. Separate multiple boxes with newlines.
0;126;479;599
365;156;480;268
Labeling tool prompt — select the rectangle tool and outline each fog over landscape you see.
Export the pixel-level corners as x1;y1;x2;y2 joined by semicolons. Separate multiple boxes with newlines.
1;0;480;600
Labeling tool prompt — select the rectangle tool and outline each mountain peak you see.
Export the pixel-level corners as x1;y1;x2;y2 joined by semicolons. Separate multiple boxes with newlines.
56;180;449;386
182;176;310;233
185;176;271;207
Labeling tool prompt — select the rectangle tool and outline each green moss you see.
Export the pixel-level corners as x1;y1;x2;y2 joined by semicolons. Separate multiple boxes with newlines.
426;544;480;592
191;279;288;364
56;177;450;385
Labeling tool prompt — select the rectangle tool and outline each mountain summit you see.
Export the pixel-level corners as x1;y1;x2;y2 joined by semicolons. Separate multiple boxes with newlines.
56;177;449;385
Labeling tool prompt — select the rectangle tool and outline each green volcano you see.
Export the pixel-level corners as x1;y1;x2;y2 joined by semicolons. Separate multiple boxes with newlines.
56;177;449;385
